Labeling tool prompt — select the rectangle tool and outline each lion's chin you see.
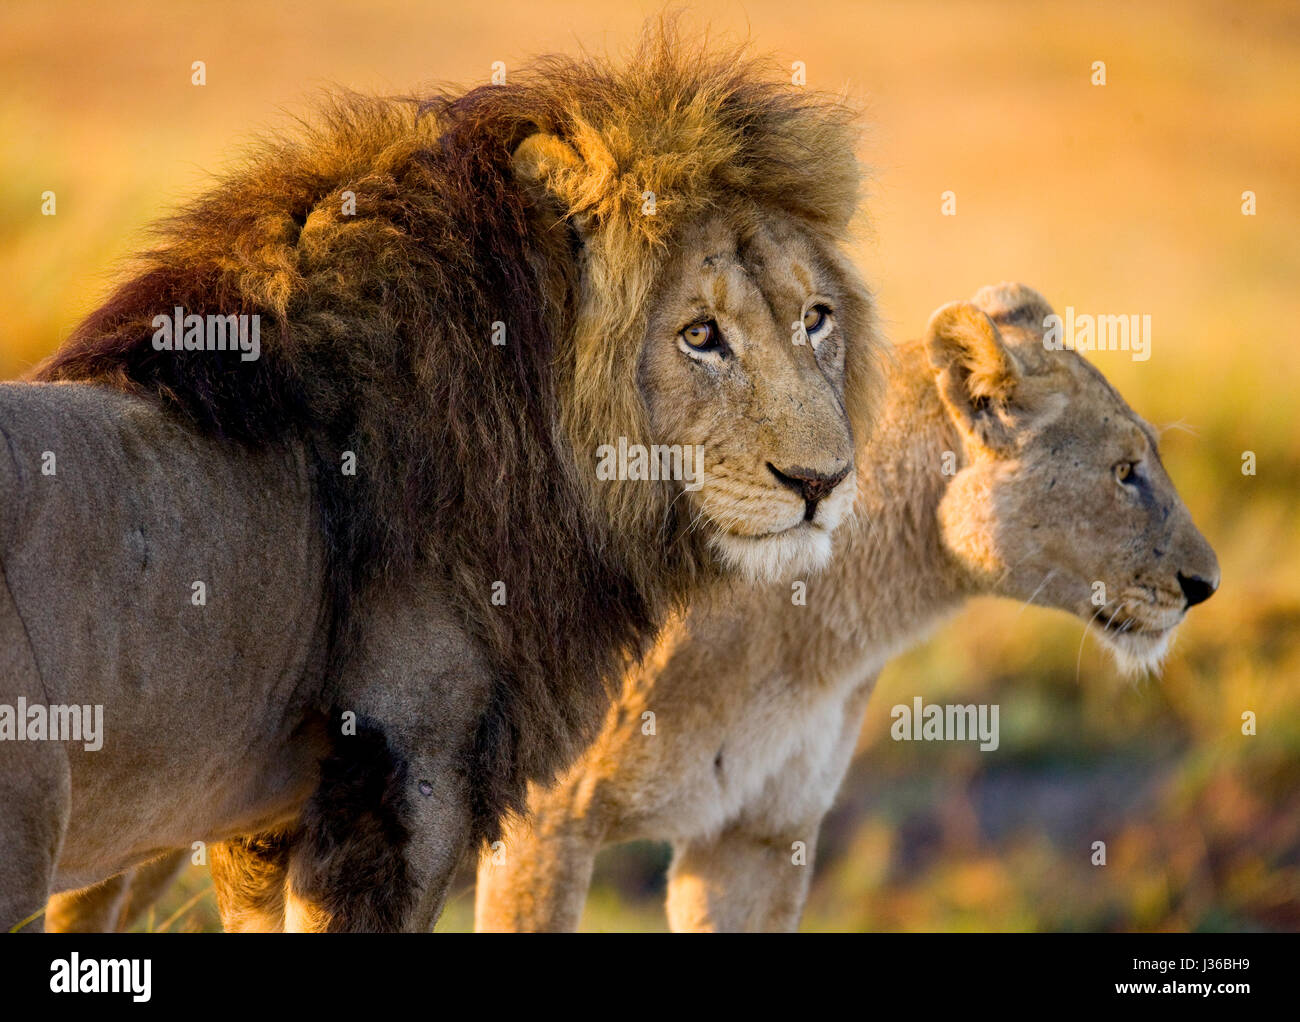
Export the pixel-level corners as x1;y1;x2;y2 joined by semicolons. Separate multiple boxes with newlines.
708;522;835;583
1094;622;1178;678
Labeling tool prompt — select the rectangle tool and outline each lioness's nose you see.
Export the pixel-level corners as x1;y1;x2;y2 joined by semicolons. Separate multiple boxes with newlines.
1177;571;1217;608
768;462;850;517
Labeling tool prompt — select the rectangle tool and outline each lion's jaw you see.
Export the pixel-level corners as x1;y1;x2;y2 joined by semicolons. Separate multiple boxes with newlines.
1094;613;1179;677
705;465;857;581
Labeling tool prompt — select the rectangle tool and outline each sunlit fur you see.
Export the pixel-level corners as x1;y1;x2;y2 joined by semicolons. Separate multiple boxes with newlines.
31;21;879;843
947;283;1218;678
708;469;858;581
56;284;1215;932
471;283;1221;933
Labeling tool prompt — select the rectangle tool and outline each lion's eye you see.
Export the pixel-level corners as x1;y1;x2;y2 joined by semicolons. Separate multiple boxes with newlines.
1114;460;1138;484
679;320;723;355
802;304;834;346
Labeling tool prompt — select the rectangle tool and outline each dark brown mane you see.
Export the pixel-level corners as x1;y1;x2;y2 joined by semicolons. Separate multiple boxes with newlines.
34;25;865;841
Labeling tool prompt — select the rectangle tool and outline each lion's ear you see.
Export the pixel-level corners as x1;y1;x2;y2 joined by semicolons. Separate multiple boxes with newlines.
512;132;583;185
970;281;1056;332
511;131;595;242
926;300;1024;451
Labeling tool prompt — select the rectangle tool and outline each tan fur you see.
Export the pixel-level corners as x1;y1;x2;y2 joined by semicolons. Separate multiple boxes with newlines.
474;283;1220;931
10;27;883;932
43;853;187;934
0;384;331;931
44;212;879;933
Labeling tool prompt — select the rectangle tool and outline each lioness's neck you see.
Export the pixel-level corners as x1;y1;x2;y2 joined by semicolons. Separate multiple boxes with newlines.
817;339;975;668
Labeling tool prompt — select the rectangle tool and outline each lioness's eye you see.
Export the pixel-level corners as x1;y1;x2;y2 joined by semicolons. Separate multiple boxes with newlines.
1114;460;1137;484
679;320;723;354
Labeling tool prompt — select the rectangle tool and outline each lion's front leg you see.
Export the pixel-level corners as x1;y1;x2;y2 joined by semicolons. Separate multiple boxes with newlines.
665;823;820;933
210;833;294;932
665;673;877;933
474;784;604;932
280;574;495;933
281;714;475;933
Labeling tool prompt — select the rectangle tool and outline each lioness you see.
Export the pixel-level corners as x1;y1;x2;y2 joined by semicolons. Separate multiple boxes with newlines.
472;282;1220;931
2;33;882;932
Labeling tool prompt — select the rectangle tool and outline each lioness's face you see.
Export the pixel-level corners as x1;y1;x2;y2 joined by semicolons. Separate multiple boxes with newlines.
639;213;863;581
932;286;1219;674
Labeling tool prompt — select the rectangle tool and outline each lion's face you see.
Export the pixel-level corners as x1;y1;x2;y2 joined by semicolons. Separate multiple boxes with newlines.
636;213;863;581
930;284;1219;674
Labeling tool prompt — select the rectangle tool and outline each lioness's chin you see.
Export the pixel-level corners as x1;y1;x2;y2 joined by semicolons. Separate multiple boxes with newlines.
708;523;835;582
1095;624;1177;678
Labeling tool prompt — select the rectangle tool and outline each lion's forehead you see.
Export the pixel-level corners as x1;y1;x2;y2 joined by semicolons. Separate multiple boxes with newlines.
1020;384;1187;528
1029;394;1150;455
1010;343;1156;446
676;219;833;318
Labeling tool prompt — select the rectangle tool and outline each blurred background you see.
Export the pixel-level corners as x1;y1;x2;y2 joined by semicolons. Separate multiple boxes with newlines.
2;0;1296;931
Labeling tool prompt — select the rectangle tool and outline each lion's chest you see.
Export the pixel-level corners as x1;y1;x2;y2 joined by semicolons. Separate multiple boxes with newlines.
633;656;883;843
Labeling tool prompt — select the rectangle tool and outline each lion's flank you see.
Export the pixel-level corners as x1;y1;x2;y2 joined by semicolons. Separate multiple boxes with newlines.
34;22;864;842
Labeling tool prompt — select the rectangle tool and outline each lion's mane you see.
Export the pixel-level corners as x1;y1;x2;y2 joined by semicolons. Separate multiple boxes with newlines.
34;25;866;841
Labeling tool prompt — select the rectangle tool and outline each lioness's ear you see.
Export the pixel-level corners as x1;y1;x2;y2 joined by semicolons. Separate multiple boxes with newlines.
970;281;1055;329
511;131;594;242
926;300;1023;451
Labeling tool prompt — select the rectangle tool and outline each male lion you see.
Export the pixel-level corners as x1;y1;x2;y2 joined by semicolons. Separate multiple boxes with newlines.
466;283;1220;932
2;30;882;932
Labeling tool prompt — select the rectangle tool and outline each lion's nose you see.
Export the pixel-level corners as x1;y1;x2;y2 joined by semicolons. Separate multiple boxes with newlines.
1177;571;1217;608
767;462;850;520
